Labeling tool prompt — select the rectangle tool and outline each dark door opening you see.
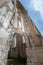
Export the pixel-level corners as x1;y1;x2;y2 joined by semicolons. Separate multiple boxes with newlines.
7;34;27;65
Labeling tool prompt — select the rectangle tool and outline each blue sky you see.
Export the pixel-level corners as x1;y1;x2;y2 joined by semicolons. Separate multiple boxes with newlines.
19;0;43;36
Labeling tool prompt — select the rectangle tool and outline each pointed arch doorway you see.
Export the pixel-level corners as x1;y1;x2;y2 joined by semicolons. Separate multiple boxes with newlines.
7;33;27;65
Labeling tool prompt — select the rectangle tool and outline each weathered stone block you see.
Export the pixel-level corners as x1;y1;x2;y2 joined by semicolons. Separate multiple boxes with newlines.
0;0;7;6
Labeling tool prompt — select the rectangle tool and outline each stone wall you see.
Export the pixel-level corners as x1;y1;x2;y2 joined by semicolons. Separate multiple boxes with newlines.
25;34;43;65
9;34;26;58
0;0;43;65
8;1;43;65
0;0;7;6
0;38;10;65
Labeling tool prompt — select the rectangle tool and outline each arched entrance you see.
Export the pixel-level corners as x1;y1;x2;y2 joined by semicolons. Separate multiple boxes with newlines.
7;33;27;65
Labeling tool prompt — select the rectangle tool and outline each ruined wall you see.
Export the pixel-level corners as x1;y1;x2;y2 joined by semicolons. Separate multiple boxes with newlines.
0;1;15;65
10;33;26;58
17;1;41;35
0;0;7;6
0;0;42;65
16;1;43;65
25;35;43;65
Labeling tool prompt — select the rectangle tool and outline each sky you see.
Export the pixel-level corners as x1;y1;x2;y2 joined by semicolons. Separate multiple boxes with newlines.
19;0;43;36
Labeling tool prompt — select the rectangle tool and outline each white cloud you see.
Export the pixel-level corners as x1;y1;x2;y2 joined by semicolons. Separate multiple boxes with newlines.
31;0;43;18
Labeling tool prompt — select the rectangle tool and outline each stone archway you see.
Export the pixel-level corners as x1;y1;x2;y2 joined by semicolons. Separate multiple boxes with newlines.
7;33;27;65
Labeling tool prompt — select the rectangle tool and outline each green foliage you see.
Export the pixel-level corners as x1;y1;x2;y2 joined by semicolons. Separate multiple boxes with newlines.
7;51;26;65
7;58;26;65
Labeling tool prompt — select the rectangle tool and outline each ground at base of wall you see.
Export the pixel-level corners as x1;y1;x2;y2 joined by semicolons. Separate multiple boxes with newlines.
7;58;26;65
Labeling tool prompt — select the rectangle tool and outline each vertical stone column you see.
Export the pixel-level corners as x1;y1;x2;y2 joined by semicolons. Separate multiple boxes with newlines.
24;34;32;65
0;0;15;65
0;38;10;65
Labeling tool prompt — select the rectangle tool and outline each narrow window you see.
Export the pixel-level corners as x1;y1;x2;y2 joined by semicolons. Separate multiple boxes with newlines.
14;35;17;48
22;36;26;44
17;15;22;30
13;15;17;28
19;21;21;28
21;16;24;32
18;21;22;30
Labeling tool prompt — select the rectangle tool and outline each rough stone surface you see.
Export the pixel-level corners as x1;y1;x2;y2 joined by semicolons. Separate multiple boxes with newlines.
0;0;14;65
0;0;7;6
0;0;43;65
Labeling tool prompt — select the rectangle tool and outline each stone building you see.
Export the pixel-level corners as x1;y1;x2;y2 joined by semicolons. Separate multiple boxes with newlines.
0;0;43;65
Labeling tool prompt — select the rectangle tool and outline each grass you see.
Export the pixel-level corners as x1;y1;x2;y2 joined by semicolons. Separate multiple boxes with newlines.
6;51;26;65
7;58;26;65
7;57;26;63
